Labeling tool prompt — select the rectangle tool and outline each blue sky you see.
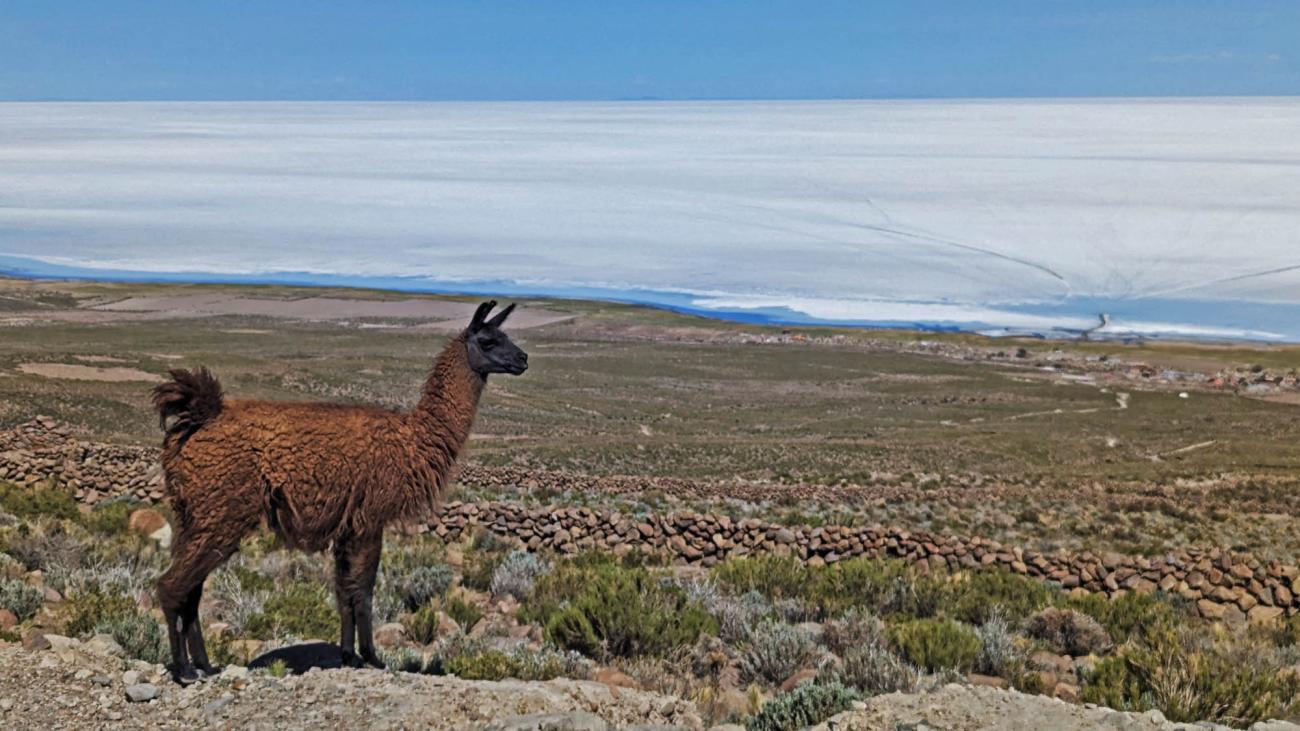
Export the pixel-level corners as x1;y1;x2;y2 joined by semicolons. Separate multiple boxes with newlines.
1;1;1297;100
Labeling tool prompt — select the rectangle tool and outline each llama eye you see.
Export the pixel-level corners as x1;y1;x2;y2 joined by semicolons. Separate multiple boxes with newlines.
482;340;497;351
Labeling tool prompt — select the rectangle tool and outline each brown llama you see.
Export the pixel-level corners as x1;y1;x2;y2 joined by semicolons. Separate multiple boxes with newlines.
151;301;527;684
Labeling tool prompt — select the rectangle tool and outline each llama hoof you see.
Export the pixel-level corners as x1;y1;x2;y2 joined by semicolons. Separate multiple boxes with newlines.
171;665;203;686
363;655;386;670
196;664;224;677
340;649;365;669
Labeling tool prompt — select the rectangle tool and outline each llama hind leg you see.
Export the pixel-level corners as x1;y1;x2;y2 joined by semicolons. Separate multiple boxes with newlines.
158;530;247;683
182;583;221;676
332;538;360;668
334;532;385;669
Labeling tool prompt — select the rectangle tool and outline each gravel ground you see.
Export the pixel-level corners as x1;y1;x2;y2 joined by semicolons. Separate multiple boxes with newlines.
815;683;1300;731
4;639;1298;731
0;641;701;730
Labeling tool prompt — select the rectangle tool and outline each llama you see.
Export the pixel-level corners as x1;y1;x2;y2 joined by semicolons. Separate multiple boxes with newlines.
151;300;527;683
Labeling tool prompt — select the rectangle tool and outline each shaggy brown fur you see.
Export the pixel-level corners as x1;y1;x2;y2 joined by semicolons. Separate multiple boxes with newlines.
152;301;526;683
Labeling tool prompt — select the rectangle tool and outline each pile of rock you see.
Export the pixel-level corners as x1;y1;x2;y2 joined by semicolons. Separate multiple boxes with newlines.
0;417;163;503
427;501;1300;623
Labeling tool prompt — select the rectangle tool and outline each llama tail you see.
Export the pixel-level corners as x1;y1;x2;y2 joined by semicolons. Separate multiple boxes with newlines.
152;366;224;438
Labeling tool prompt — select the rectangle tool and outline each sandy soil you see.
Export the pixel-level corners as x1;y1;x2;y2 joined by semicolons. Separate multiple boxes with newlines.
91;295;573;329
16;363;161;382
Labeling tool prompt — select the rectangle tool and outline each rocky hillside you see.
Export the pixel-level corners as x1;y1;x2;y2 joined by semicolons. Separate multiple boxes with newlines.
0;638;701;730
3;638;1298;731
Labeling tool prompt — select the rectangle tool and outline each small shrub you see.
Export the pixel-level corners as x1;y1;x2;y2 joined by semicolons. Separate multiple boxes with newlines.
1064;591;1183;644
823;607;886;657
713;590;772;644
384;647;425;673
65;588;136;637
462;540;509;592
0;481;79;522
830;644;919;695
394;564;453;612
445;648;514;680
531;559;717;659
714;555;809;601
1081;625;1300;725
427;632;582;681
267;659;289;678
404;603;442;645
947;570;1053;624
82;500;135;535
1026;607;1112;656
976;610;1022;676
244;581;339;641
5;521;84;574
490;550;551;600
0;578;43;621
443;593;483;632
93;610;166;664
745;681;860;731
739;620;817;685
889;618;981;673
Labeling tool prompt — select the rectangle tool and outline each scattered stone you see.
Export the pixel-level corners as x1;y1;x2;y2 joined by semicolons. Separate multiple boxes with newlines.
484;712;609;731
124;683;159;703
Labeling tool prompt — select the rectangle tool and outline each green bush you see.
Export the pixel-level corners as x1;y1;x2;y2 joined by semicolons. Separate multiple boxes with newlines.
443;593;483;631
822;607;886;657
714;555;810;600
1063;590;1184;644
426;632;582;681
828;643;919;695
384;647;425;673
93;610;167;664
888;618;981;673
81;500;135;535
1081;626;1300;726
739;620;817;685
529;557;716;659
745;682;860;731
404;603;442;645
0;481;79;522
395;565;453;612
445;648;515;680
244;581;339;641
66;588;136;637
0;578;43;621
947;570;1053;624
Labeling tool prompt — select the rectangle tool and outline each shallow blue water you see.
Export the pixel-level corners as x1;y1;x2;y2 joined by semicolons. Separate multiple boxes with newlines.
5;254;1299;343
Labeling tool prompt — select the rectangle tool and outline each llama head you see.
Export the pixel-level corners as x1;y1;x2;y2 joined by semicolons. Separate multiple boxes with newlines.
465;300;529;376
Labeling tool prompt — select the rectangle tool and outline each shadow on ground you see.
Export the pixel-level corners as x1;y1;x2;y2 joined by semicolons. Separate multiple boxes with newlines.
248;642;346;674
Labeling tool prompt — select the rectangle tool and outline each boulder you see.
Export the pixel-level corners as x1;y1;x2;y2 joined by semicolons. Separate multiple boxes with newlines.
127;508;168;537
373;622;407;649
124;683;160;703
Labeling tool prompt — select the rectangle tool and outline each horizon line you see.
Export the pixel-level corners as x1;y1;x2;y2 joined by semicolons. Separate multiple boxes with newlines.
4;92;1300;104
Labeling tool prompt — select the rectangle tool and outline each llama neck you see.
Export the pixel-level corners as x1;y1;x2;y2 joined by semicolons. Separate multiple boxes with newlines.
412;332;486;475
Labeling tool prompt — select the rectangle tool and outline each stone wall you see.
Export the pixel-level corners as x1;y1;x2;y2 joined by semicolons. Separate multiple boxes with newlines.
3;418;1297;624
427;500;1300;624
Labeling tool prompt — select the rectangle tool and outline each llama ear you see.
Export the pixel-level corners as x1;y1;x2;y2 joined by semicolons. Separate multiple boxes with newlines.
486;303;516;328
470;300;497;331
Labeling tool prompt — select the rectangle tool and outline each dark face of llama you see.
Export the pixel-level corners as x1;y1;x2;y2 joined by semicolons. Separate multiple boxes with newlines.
465;300;529;376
